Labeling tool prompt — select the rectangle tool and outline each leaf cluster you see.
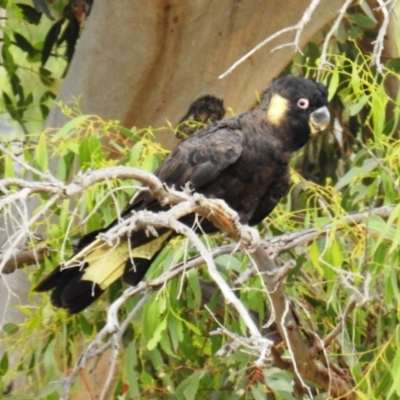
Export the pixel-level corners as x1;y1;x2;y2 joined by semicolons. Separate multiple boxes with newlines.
3;2;400;399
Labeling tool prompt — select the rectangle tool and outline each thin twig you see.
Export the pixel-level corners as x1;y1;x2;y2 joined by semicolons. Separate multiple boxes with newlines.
371;0;395;73
61;200;273;398
219;0;322;78
318;0;354;77
60;292;151;399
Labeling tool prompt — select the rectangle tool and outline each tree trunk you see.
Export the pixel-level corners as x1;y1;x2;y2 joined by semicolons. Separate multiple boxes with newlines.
46;0;343;149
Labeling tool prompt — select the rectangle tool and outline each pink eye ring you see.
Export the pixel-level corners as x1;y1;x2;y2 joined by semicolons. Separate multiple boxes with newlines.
297;98;309;109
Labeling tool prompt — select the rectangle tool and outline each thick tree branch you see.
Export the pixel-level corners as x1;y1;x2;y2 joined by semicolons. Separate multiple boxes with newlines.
60;198;272;399
251;245;356;399
1;161;396;274
0;163;388;399
0;245;49;273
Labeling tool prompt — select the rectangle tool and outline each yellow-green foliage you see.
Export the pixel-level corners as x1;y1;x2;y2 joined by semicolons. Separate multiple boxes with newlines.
3;40;400;400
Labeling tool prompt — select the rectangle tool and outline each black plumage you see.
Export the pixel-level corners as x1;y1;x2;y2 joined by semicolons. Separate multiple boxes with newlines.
35;75;330;313
176;95;225;140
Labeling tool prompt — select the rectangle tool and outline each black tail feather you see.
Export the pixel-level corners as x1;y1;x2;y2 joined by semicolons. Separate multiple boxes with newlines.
34;265;64;292
36;264;104;313
123;255;161;286
36;216;212;313
52;275;104;314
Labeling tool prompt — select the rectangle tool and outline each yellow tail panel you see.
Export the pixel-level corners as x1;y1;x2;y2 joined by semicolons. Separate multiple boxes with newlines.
66;231;172;290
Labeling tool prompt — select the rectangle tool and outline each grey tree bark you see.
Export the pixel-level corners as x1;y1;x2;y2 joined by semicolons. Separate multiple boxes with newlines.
46;0;343;148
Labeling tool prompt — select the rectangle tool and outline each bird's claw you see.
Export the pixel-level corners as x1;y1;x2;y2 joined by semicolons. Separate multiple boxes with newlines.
241;226;261;253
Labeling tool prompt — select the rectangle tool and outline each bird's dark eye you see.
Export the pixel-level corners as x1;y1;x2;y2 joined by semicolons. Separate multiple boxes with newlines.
297;98;309;109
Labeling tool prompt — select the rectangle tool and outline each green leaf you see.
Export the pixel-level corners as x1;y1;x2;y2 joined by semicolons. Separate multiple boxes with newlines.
175;371;204;400
335;158;378;189
369;208;400;252
168;316;184;351
140;370;154;388
250;385;269;400
51;115;91;142
10;74;24;105
55;155;66;180
0;352;8;378
34;132;49;172
349;95;368;116
3;145;15;178
36;381;60;398
3;92;20;122
65;141;80;154
16;3;42;25
42;19;64;65
186;269;201;310
60;17;80;63
371;92;385;138
215;254;242;272
387;329;400;397
125;342;140;397
77;314;93;336
183;319;201;335
351;63;361;94
359;1;378;22
350;13;377;29
79;134;102;167
386;58;400;73
328;68;339;102
2;323;19;336
349;25;364;40
116;126;141;142
336;22;347;44
13;32;37;57
147;316;167;350
263;368;296;399
159;330;174;356
143;295;163;346
2;33;16;76
39;66;55;86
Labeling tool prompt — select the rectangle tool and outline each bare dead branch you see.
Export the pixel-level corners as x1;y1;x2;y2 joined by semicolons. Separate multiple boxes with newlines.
313;274;371;354
219;0;322;78
0;143;57;183
266;204;396;257
322;295;358;350
318;0;354;76
371;0;396;73
99;198;267;337
0;161;393;399
232;204;396;284
60;292;151;399
0;165;185;274
60;199;273;399
0;195;60;277
0;245;49;273
1;161;395;272
250;245;356;399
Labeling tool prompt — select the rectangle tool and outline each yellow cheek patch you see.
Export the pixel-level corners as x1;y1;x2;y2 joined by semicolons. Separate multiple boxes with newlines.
266;94;289;125
66;231;171;290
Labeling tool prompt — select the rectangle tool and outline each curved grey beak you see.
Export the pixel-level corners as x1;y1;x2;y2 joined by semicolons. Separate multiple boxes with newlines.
309;106;330;136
